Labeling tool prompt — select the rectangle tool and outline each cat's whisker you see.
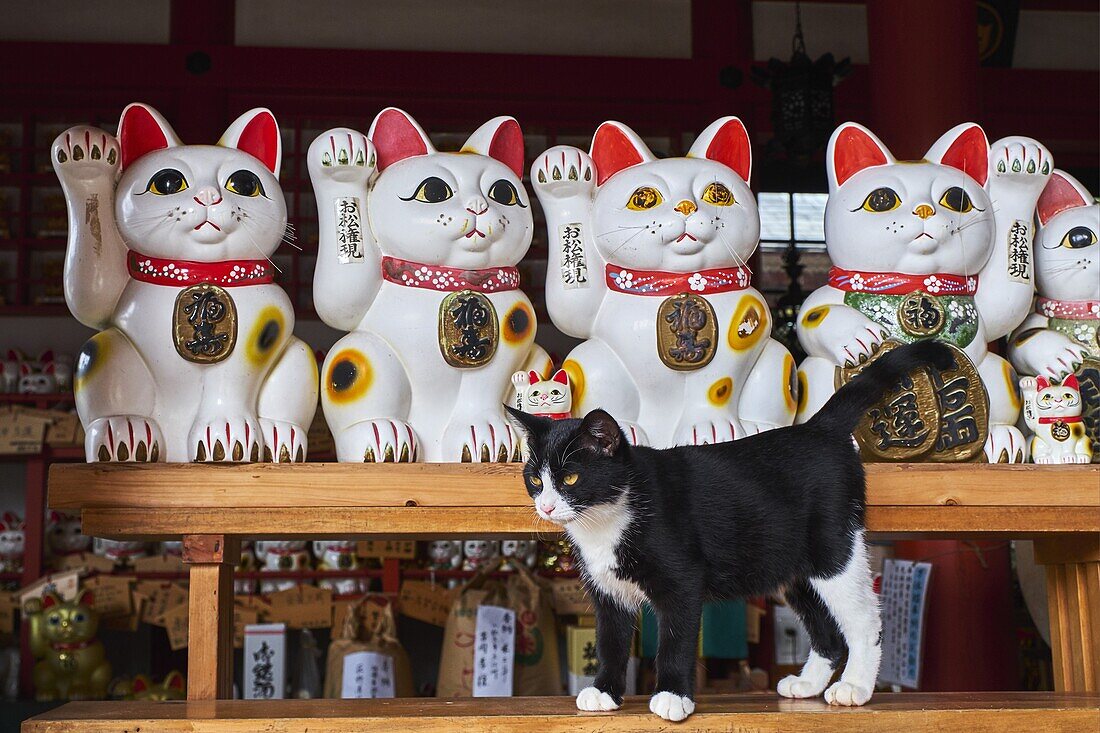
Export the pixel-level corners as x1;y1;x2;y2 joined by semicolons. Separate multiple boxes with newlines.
604;227;649;259
237;220;283;274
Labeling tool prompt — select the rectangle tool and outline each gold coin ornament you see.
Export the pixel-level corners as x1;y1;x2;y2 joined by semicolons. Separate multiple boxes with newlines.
897;291;946;337
438;289;498;368
837;340;989;462
173;283;237;364
656;293;718;371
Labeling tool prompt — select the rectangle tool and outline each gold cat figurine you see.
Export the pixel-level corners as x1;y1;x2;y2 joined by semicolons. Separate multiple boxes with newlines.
24;590;111;700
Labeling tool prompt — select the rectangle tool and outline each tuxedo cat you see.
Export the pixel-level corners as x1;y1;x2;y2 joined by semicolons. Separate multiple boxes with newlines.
507;340;954;721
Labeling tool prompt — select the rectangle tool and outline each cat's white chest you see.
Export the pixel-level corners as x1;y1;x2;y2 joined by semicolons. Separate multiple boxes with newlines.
566;498;648;609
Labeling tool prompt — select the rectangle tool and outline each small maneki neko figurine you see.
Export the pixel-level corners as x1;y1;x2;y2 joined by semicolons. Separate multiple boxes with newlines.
512;368;572;420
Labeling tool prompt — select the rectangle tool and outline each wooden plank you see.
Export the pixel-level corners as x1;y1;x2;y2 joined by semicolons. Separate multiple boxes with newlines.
48;462;1100;510
185;547;235;701
21;693;1100;733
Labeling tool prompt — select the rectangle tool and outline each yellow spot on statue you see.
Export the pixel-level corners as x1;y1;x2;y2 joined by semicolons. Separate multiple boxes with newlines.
708;377;733;407
1003;360;1021;411
74;330;116;393
245;306;285;366
563;359;585;411
801;306;829;329
783;354;798;413
796;369;808;415
728;295;767;351
325;349;372;404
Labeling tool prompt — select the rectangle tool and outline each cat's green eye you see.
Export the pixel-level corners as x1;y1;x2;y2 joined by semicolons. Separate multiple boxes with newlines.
563;473;579;485
406;176;453;204
939;186;974;213
627;186;663;211
860;187;900;213
147;169;188;196
225;169;265;198
701;182;735;206
487;179;521;206
529;475;542;487
1061;226;1097;249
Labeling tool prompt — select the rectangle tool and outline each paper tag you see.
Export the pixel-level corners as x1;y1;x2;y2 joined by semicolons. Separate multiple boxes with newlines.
244;623;286;699
83;575;133;617
132;554;185;573
1006;220;1031;283
398;580;453;627
472;604;515;697
878;559;933;689
19;569;80;608
335;196;365;263
558;223;588;289
267;585;332;629
82;553;118;574
0;406;49;454
163;602;189;650
45;410;81;446
357;540;416;559
340;651;396;698
550;578;591;615
142;584;188;627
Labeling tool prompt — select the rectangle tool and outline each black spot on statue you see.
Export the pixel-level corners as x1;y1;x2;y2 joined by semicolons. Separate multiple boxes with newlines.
331;359;358;392
508;307;530;336
257;320;280;352
76;340;97;377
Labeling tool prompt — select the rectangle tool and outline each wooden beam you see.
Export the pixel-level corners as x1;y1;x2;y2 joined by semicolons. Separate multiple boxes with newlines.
1036;536;1100;693
182;535;237;701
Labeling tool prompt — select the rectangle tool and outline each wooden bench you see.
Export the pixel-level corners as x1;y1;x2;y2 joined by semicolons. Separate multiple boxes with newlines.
42;462;1100;705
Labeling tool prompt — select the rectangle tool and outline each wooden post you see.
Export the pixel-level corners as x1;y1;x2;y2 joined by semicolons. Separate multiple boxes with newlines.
182;534;239;700
1034;535;1100;692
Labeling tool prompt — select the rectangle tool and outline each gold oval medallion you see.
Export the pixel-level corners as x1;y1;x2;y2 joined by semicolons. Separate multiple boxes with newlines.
439;290;498;368
657;293;717;371
897;291;946;337
173;283;237;364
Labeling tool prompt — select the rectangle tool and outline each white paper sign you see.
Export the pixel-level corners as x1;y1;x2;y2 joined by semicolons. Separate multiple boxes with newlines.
472;604;515;697
340;651;396;698
243;623;286;699
1006;219;1031;283
558;223;588;289
878;559;932;689
335;196;364;264
773;603;811;665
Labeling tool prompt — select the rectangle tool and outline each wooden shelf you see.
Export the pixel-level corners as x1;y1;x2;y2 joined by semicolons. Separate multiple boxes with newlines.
48;462;1100;539
22;692;1100;732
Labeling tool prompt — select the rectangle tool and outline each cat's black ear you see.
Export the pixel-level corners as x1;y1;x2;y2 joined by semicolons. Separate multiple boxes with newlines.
504;405;547;443
578;409;622;457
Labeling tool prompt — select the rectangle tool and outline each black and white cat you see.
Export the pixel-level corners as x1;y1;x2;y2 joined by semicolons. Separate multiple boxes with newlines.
506;340;954;721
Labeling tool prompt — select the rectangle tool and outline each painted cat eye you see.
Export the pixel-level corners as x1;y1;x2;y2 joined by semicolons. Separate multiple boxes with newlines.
938;186;973;213
529;475;542;487
626;186;663;211
860;187;900;213
563;473;579;485
487;179;522;206
701;182;735;206
1061;226;1097;249
146;168;188;196
225;169;265;198
405;176;454;204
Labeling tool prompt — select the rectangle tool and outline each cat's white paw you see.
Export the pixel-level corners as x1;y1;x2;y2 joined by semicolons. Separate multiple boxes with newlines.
990;136;1053;194
85;416;163;463
1073;454;1091;464
576;686;619;712
618;421;648;447
189;416;263;462
673;417;740;446
260;419;307;463
649;691;695;722
531;146;596;200
52;126;119;185
824;680;872;706
336;419;418;462
308;128;376;185
777;673;829;699
984;424;1026;463
446;416;517;463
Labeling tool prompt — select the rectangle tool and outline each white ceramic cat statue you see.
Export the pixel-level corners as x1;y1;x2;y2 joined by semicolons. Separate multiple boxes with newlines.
1020;375;1091;463
462;540;500;572
312;540;369;596
426;540;462;571
53;104;317;463
0;512;24;573
17;363;57;395
512;368;572;418
46;510;90;565
501;539;538;569
309;109;550;463
533;118;796;448
796;123;1052;463
255;540;311;594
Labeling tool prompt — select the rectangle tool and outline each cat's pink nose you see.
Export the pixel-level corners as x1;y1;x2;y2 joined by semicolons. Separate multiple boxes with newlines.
539;500;556;515
193;186;222;207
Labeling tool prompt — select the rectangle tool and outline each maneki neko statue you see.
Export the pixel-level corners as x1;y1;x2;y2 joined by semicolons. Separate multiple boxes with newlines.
796;123;1051;463
532;118;797;448
1009;170;1099;461
52;104;317;463
309;108;550;462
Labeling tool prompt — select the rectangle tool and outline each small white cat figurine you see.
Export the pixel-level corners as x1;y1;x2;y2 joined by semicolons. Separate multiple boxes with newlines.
501;539;538;569
92;537;149;567
426;540;462;571
462;540;500;572
512;368;572;419
1021;375;1092;464
312;540;368;596
309;108;551;462
46;510;91;566
17;362;57;395
533;117;797;448
0;512;25;573
255;540;312;594
53;104;318;463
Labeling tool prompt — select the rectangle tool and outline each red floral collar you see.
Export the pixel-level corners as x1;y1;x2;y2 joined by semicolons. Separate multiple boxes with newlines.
1038;415;1082;424
51;639;94;651
829;267;977;296
381;256;520;293
605;265;751;296
128;253;274;287
1037;297;1100;320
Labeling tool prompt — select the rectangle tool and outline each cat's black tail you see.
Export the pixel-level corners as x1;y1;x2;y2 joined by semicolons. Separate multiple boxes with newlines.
808;340;956;434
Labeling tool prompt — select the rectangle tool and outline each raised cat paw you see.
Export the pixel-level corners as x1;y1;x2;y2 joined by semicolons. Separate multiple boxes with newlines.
260;419;307;463
189;416;262;462
990;136;1053;194
52;126;119;185
673;417;740;446
649;691;695;722
825;680;872;706
576;686;620;712
308;128;376;185
985;424;1027;464
445;416;517;463
531;146;596;200
337;419;418;462
85;416;163;462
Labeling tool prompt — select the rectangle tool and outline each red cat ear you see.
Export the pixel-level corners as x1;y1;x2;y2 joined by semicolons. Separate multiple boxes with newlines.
552;369;569;385
369;107;434;171
118;103;181;170
220;108;281;177
828;123;892;189
688;117;752;183
77;589;95;608
590;121;655;186
926;123;988;187
528;370;541;384
43;363;56;376
48;510;63;523
42;592;61;609
1036;376;1050;390
464;117;524;178
132;676;149;693
20;363;30;375
165;671;185;690
1062;374;1080;390
1038;170;1092;226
